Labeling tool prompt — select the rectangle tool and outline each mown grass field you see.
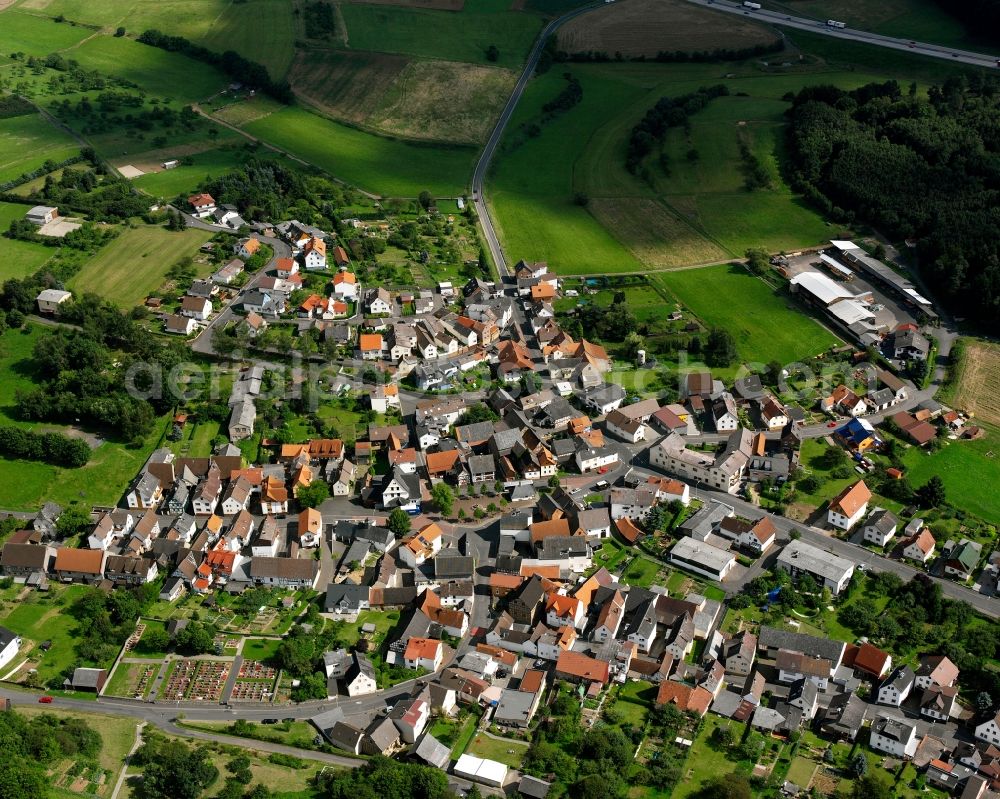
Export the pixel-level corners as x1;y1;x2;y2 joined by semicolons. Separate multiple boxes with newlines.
0;325;170;511
653;265;840;364
242;103;474;196
131;145;281;198
9;0;296;76
68;225;214;308
0;112;80;185
340;0;543;69
902;430;1000;524
0;10;93;52
0;201;55;280
67;35;228;103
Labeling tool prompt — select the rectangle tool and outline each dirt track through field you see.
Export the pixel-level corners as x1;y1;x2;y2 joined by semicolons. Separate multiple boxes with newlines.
558;0;780;57
952;341;1000;426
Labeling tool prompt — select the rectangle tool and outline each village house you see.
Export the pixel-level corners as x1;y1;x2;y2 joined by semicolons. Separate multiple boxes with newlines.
777;539;854;595
827;480;872;530
863;508;898;547
36;288;72;315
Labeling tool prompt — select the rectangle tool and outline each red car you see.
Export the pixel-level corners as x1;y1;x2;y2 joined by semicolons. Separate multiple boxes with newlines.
38;696;53;704
827;422;837;428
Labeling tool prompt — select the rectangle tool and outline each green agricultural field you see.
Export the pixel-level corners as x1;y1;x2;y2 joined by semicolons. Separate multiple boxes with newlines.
0;112;80;185
67;35;228;103
242;104;474;197
0;202;54;280
0;10;93;54
654;265;840;365
340;2;542;69
901;429;1000;524
68;225;214;308
132;146;282;198
202;0;295;79
489;43;968;274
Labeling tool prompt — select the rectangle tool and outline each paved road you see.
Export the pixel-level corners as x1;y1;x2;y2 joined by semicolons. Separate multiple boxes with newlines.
686;0;1000;69
471;2;603;276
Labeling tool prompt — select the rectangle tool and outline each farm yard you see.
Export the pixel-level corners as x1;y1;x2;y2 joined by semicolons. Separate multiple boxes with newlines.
68;225;214;309
557;0;781;58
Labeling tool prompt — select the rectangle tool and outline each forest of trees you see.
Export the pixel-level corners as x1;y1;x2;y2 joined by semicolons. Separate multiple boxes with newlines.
0;285;191;444
785;76;1000;331
0;711;103;799
933;0;1000;44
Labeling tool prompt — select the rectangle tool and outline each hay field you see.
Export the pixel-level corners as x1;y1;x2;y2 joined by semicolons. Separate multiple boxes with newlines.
588;198;727;269
369;60;516;144
950;341;1000;427
289;49;410;123
557;0;780;57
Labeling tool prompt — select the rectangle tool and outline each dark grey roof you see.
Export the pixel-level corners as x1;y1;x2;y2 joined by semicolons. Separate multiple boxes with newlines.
821;691;868;736
758;626;845;663
537;536;589;560
434;555;475;580
325;581;369;611
327;720;364;751
364;716;400;753
0;626;18;649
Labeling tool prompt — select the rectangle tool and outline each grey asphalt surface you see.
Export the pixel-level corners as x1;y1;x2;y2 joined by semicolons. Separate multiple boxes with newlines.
472;2;603;277
686;0;1000;68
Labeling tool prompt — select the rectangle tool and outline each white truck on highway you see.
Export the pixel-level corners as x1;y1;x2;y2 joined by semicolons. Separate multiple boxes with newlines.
826;19;847;28
743;1;761;8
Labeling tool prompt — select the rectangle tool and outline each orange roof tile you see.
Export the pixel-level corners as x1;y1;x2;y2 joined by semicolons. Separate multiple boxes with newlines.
830;480;872;517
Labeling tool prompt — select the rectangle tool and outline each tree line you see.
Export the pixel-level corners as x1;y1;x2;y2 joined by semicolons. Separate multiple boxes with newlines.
626;84;730;174
785;76;1000;331
137;30;293;103
0;425;90;467
554;39;783;64
932;0;1000;45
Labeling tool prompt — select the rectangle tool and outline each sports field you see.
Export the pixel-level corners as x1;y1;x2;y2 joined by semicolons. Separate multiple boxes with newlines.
0;111;80;185
339;1;542;68
558;0;780;58
242;104;474;196
68;225;214;308
0;202;54;280
653;264;840;364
